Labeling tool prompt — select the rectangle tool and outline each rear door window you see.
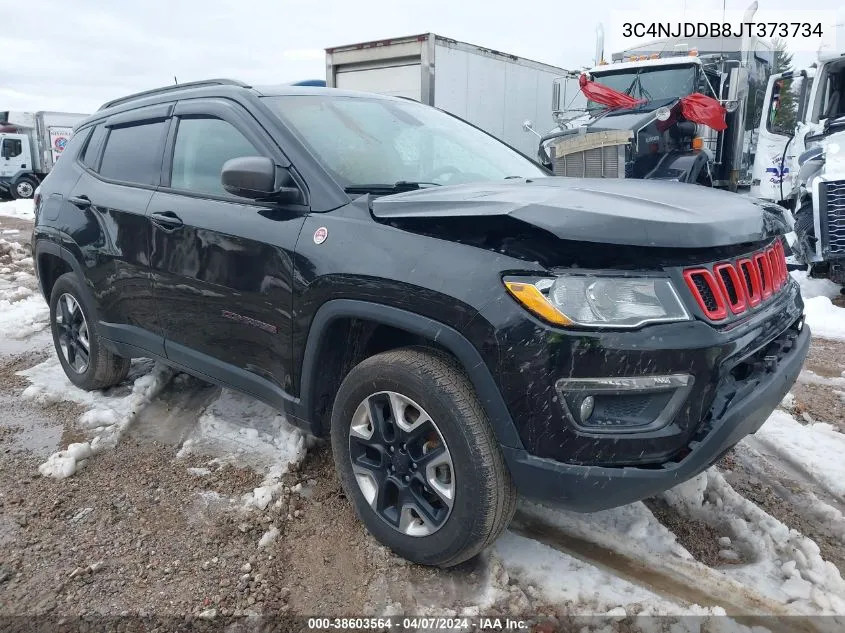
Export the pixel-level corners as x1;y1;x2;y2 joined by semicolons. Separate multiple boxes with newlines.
99;121;167;185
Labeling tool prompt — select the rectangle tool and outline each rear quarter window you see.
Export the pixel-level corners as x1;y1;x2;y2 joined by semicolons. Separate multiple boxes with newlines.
80;125;107;170
48;128;90;170
99;120;167;186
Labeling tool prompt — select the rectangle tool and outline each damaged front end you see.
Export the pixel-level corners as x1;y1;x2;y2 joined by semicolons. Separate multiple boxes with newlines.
788;125;845;285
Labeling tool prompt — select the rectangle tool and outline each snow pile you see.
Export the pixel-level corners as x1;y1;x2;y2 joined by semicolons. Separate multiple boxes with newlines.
0;199;35;220
0;239;47;341
176;388;313;510
791;270;841;300
17;358;174;479
789;270;845;340
662;469;845;615
754;409;845;500
802;296;845;341
0;294;48;340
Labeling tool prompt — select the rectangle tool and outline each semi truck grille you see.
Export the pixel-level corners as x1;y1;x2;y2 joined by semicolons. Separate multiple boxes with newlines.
822;180;845;256
548;130;631;179
553;146;626;178
682;241;788;322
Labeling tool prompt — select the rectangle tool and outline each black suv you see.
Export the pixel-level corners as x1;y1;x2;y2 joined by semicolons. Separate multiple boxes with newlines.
33;79;809;567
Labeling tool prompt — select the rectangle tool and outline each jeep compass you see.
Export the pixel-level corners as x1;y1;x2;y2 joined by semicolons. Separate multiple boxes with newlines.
32;79;809;567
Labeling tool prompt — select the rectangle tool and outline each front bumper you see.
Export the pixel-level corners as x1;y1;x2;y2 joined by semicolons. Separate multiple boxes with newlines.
503;322;809;511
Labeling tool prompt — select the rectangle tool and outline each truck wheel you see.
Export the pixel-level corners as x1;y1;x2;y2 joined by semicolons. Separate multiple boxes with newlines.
11;177;37;200
49;273;130;390
330;347;516;567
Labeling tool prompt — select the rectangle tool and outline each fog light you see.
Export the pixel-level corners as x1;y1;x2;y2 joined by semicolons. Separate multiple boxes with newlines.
555;374;694;434
580;396;595;422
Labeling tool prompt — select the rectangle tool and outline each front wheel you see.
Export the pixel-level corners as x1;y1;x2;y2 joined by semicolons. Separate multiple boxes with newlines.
330;347;516;567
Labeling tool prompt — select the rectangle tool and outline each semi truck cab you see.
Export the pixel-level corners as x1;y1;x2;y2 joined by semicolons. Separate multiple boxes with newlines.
752;53;845;204
541;37;772;190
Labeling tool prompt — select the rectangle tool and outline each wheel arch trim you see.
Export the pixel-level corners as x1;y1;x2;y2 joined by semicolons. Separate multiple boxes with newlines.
299;299;523;449
33;240;96;309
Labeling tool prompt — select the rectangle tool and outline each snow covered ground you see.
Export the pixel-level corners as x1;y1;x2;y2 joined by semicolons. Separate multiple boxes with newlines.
0;198;35;221
0;238;48;351
176;387;314;511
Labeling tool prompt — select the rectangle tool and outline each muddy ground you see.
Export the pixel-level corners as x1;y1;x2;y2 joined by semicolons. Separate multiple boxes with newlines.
2;214;845;632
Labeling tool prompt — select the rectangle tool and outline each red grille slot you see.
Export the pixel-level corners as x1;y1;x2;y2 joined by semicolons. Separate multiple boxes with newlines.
682;269;727;320
714;262;747;314
754;253;774;298
738;258;762;307
766;248;781;287
773;241;788;286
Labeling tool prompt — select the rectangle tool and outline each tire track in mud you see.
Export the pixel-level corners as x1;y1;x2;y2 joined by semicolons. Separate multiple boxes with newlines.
130;374;220;446
722;443;845;575
742;435;845;516
509;510;819;633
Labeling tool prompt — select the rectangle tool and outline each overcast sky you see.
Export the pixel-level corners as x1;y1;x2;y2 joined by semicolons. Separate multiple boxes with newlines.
3;0;842;113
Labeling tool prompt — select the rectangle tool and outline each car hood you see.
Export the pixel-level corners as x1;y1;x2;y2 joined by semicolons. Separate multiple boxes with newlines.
371;177;787;248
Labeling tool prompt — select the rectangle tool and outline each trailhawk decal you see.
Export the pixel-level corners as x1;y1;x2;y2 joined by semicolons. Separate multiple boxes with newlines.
221;310;278;334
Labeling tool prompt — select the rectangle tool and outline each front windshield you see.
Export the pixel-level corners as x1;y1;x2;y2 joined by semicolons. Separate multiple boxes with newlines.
262;95;545;188
588;65;697;112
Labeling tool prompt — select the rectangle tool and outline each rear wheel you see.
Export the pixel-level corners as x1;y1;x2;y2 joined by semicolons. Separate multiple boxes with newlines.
330;347;516;567
49;273;130;390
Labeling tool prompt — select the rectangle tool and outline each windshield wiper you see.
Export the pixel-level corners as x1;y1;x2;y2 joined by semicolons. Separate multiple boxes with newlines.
344;181;442;195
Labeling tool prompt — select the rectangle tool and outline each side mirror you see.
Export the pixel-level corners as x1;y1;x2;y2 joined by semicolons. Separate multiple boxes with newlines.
522;120;542;139
221;156;302;203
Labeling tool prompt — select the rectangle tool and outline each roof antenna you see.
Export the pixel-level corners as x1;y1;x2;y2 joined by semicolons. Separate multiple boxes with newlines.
174;76;178;85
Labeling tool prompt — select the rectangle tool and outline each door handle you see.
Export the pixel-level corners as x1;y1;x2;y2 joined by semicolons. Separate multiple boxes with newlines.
151;211;184;231
69;195;91;209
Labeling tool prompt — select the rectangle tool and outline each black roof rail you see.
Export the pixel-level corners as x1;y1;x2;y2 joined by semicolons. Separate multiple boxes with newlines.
97;79;250;111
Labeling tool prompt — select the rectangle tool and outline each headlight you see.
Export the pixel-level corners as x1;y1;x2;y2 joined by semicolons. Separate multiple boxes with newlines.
504;275;690;329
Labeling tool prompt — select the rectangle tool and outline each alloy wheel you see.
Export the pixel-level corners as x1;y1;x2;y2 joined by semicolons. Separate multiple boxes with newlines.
55;293;90;373
349;391;455;537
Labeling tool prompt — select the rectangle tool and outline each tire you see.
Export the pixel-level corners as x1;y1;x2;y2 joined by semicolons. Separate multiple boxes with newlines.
49;272;130;390
11;177;37;200
330;347;516;567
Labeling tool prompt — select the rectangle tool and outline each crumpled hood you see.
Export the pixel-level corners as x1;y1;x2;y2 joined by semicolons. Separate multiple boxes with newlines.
371;177;787;248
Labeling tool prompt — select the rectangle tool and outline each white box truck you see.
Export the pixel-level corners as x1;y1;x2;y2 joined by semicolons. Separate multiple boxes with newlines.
325;33;581;156
0;111;88;199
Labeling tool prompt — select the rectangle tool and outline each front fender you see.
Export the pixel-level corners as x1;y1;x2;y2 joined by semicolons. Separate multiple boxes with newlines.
298;299;523;449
